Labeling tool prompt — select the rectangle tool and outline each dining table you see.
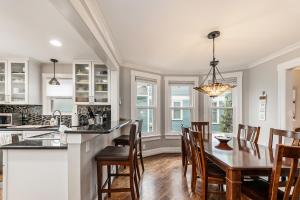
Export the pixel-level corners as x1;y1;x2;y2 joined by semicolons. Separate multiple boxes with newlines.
182;135;295;200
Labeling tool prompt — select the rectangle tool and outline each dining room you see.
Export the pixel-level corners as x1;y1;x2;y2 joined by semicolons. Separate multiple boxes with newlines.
1;0;300;200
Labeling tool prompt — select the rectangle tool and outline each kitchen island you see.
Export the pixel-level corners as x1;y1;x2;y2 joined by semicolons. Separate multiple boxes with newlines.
0;119;131;200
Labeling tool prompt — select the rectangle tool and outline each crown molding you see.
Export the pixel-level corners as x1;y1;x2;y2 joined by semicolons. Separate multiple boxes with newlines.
247;41;300;69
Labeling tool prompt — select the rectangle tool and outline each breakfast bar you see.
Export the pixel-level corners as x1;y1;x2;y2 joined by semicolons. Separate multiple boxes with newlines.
0;119;131;200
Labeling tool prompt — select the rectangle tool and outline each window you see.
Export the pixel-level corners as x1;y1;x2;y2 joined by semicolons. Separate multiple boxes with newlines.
131;71;161;136
211;91;233;133
136;81;155;133
204;72;243;135
42;74;73;115
165;77;199;135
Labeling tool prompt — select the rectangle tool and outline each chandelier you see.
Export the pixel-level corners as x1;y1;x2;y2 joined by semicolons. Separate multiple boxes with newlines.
194;31;236;97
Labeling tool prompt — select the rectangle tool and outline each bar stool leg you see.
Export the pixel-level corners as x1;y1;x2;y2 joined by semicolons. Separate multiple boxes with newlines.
139;139;145;172
135;154;141;181
107;165;111;197
97;162;103;200
130;164;136;200
134;164;140;198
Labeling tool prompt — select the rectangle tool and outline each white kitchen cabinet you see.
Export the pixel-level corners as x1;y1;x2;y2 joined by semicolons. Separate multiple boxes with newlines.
73;61;110;105
0;59;41;105
0;60;8;103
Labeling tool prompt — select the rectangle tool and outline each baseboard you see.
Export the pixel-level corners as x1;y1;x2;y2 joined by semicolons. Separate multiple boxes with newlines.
143;147;181;157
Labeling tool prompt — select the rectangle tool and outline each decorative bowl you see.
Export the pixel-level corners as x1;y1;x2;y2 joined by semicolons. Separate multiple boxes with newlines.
215;135;232;144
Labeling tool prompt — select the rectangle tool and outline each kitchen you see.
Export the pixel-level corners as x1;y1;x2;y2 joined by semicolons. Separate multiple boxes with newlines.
0;0;126;200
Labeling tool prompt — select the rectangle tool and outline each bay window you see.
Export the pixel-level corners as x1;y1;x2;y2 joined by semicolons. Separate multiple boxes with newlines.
204;72;243;135
131;71;161;136
165;76;199;135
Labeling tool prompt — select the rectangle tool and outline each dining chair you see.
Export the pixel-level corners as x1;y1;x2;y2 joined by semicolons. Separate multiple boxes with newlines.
268;128;300;149
189;130;225;199
191;122;210;140
242;144;300;200
237;124;261;143
181;127;192;176
295;127;300;132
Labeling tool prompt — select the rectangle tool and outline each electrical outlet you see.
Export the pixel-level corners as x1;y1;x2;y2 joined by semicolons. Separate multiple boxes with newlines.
86;141;90;152
142;144;146;150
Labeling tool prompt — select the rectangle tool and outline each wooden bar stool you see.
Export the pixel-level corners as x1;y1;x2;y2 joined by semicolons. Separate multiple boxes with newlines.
95;123;139;200
113;120;144;178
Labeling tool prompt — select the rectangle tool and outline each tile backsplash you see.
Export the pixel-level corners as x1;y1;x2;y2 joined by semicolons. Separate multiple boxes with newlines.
0;104;111;127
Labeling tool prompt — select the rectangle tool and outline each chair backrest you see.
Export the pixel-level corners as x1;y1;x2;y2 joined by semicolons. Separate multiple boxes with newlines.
191;122;210;140
268;128;300;149
181;127;192;163
189;130;207;180
237;124;260;143
268;145;300;200
128;123;137;161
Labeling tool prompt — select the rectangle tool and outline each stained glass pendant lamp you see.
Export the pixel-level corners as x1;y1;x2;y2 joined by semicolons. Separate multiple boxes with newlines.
48;58;60;85
194;31;236;97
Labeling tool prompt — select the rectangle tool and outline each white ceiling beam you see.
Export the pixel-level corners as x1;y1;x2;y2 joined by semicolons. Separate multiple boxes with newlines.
49;0;120;70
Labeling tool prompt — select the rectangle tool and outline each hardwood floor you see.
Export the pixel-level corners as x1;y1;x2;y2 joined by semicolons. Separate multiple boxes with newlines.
105;154;225;200
0;154;225;200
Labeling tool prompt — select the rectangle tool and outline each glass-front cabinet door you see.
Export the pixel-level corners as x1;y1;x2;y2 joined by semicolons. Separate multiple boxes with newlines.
74;62;91;103
92;64;110;104
9;61;27;103
0;61;7;102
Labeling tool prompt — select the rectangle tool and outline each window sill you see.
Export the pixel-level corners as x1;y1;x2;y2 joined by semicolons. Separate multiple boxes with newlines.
165;134;181;140
142;135;161;142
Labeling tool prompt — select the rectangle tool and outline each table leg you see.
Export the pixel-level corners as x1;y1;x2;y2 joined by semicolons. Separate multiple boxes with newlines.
226;169;242;200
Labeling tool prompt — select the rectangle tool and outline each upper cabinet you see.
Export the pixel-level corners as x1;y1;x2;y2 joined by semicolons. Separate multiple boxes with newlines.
0;59;41;105
73;61;110;105
0;60;7;102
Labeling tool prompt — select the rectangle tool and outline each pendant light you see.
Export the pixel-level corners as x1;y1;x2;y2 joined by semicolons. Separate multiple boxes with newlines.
194;31;236;97
48;58;60;85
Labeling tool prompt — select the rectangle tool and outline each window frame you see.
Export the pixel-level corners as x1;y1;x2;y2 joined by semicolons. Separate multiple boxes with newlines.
165;76;199;137
203;72;243;135
42;73;73;115
131;70;161;138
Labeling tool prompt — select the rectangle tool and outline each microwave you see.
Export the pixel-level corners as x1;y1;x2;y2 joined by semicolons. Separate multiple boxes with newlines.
0;113;13;127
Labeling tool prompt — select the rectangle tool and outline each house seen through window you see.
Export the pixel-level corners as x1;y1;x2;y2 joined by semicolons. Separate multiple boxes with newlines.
170;84;193;132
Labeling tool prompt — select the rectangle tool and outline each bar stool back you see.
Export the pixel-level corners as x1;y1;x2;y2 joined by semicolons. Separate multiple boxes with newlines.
113;120;144;176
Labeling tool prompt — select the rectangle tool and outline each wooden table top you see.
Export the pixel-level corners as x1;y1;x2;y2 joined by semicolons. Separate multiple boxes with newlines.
204;136;292;170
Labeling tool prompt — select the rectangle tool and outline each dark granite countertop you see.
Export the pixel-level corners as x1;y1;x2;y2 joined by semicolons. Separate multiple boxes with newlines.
0;125;59;132
0;133;67;150
64;119;131;134
0;119;131;149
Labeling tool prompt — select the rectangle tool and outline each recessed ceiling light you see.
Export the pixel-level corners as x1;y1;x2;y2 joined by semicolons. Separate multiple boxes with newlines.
49;39;62;47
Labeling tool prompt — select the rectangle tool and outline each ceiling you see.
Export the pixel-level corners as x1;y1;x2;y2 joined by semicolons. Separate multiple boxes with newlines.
98;0;300;74
0;0;98;63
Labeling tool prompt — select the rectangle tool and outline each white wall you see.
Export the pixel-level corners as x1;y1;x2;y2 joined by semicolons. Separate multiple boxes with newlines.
41;63;72;74
243;48;300;144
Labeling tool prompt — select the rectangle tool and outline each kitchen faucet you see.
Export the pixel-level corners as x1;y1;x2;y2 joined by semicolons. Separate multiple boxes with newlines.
52;110;62;126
